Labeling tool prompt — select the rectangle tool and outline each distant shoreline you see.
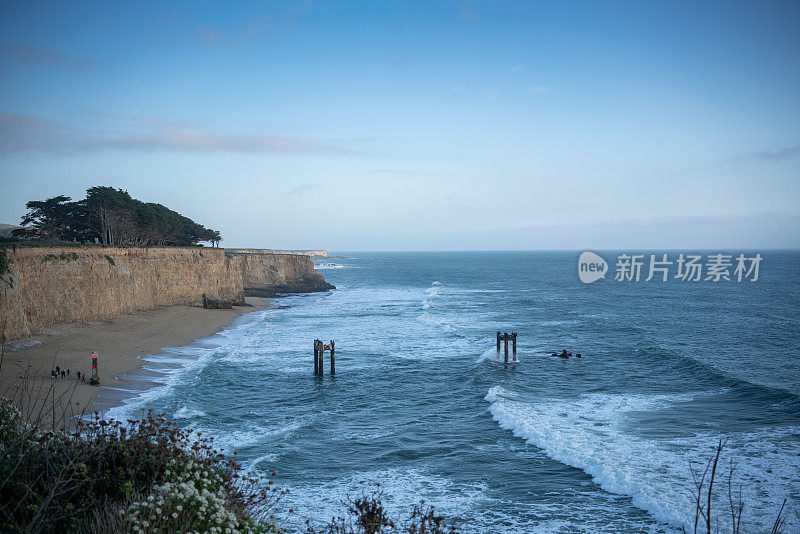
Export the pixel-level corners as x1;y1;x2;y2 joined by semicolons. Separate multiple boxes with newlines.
0;297;270;426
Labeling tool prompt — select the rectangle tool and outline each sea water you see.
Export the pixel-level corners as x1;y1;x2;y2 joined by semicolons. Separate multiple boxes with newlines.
104;252;800;532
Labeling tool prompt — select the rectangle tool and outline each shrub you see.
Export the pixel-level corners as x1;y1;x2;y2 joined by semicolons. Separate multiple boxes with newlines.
304;492;461;534
41;252;79;263
0;399;284;533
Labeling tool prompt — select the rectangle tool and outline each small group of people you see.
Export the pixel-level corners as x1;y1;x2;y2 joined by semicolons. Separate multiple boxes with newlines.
50;365;86;382
552;349;582;359
50;365;68;378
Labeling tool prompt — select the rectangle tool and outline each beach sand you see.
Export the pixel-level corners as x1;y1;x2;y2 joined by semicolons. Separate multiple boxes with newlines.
0;297;269;427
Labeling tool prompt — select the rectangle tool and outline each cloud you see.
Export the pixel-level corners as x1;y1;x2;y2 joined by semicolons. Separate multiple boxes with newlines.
0;112;345;156
752;144;800;161
0;43;101;69
283;182;320;198
529;85;551;94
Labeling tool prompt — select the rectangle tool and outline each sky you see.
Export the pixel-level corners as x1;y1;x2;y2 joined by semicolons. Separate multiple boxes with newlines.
1;0;798;250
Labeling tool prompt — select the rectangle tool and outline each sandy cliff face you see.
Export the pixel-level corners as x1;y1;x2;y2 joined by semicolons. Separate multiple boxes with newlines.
0;247;333;340
234;253;335;297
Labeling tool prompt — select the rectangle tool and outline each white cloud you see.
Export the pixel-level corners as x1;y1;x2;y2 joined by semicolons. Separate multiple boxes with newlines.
0;113;345;155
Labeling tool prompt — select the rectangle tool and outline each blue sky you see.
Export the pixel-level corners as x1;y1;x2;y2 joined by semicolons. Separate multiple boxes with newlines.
1;0;798;250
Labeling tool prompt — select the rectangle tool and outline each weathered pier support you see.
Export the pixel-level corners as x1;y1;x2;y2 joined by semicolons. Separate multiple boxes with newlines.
496;331;518;363
314;339;336;375
512;332;517;362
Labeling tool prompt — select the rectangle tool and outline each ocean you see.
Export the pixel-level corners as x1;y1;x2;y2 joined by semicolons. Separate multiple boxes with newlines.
104;251;800;532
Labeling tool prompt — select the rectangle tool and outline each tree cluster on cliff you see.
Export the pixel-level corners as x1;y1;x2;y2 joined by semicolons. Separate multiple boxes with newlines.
14;186;222;247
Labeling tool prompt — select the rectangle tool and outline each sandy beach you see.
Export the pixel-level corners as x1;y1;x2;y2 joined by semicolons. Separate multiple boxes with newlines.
0;297;269;426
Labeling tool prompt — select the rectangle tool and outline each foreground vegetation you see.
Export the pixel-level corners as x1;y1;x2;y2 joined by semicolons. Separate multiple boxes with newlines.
0;401;283;533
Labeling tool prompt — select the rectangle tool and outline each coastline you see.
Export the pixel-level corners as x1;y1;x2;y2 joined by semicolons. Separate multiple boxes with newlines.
0;297;270;425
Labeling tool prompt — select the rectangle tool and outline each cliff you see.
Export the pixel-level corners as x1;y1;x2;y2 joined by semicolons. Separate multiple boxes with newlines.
0;246;333;340
233;252;335;297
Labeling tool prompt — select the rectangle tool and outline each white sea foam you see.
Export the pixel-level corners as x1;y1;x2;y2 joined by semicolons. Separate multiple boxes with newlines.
315;263;353;269
416;281;467;336
278;468;489;531
278;466;660;533
174;406;205;419
191;420;305;453
245;452;281;472
476;347;522;364
485;386;800;531
104;309;267;422
421;281;442;310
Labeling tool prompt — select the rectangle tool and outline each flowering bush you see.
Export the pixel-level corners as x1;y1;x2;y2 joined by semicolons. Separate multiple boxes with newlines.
122;457;281;534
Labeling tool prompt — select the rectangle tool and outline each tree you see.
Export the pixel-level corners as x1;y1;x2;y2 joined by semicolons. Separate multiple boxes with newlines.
17;187;222;247
83;186;134;245
18;195;81;241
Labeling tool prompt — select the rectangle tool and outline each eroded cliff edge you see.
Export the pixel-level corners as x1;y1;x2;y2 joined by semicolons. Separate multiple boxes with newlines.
233;252;335;297
0;246;334;340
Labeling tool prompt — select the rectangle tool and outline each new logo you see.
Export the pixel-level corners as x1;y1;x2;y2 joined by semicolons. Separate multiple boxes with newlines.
578;251;608;283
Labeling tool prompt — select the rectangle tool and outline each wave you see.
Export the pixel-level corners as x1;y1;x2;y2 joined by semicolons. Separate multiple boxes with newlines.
635;343;800;400
174;406;205;419
476;347;521;364
190;420;304;453
416;281;467;337
104;309;269;422
315;263;354;269
277;468;489;531
421;281;442;310
485;386;800;531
